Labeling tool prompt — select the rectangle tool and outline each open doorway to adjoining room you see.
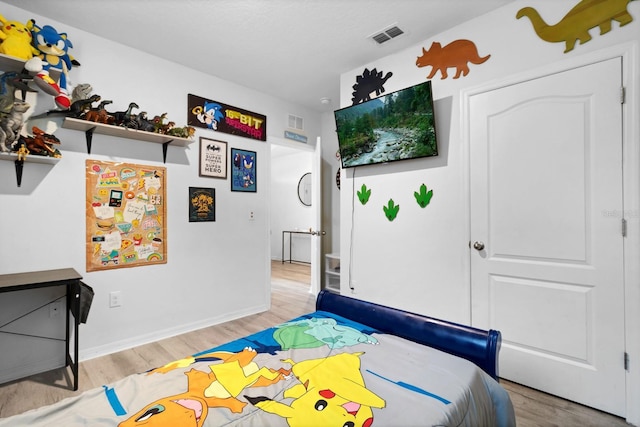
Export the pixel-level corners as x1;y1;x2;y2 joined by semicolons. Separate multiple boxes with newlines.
270;142;314;289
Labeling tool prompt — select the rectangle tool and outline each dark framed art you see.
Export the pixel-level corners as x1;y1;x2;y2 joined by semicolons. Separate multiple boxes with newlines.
199;137;227;179
230;148;257;192
189;187;216;222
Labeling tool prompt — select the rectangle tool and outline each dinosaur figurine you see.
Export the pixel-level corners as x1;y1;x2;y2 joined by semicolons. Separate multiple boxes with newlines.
516;0;634;53
32;93;102;120
22;126;61;157
0;71;35;114
0;100;30;152
110;102;139;126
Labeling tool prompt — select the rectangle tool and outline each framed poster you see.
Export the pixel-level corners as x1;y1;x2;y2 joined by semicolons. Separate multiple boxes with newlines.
199;137;227;178
188;93;267;141
231;148;257;192
85;160;167;272
189;187;216;222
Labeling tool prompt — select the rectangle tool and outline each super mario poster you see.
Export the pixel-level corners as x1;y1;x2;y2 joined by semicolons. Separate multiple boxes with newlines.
188;94;267;141
231;148;257;192
85;160;167;272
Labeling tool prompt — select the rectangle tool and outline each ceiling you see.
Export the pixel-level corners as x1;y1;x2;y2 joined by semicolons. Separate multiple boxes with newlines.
14;0;514;112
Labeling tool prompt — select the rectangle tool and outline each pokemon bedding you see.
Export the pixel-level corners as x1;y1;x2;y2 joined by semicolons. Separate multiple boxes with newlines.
0;292;515;427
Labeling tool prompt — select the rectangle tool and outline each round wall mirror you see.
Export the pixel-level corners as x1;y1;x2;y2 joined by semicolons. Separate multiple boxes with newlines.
297;172;312;206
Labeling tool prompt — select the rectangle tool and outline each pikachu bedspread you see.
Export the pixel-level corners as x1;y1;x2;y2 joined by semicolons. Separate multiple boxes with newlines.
0;311;515;427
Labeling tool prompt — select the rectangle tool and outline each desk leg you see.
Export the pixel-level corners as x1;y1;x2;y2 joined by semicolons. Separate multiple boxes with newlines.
66;282;80;391
72;284;80;391
282;231;285;264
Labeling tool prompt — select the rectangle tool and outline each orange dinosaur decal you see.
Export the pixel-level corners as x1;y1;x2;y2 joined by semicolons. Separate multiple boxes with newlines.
245;352;385;427
118;348;290;427
416;39;490;79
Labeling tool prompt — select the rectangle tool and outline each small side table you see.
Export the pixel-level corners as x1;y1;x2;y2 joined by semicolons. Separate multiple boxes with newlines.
281;230;312;264
0;268;83;390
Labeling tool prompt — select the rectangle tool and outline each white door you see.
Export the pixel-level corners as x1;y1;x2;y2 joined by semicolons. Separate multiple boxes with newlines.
310;136;323;295
469;58;625;416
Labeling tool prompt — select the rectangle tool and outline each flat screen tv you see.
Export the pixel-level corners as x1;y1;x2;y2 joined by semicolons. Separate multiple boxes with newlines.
334;80;438;168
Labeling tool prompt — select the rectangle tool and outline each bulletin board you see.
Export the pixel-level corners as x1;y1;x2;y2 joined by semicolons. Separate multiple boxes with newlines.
86;160;167;272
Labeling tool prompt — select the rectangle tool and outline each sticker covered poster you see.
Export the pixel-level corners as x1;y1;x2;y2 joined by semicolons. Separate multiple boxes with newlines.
86;160;167;272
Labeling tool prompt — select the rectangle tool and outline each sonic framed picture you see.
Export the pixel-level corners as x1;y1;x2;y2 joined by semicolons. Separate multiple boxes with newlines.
231;148;257;192
199;137;227;179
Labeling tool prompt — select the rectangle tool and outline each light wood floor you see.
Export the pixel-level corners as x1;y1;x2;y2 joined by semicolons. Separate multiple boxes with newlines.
0;261;631;426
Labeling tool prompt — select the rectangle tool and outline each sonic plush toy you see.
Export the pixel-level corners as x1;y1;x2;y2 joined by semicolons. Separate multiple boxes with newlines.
24;21;79;110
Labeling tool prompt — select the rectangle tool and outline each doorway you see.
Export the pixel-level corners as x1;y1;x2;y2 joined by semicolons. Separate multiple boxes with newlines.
468;58;625;416
270;141;314;288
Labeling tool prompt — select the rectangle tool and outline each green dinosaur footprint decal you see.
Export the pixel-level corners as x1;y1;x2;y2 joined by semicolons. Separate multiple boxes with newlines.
414;184;434;208
383;199;400;221
357;184;371;205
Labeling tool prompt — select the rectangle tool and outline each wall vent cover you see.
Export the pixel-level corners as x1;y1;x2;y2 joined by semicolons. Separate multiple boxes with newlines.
370;25;404;45
288;114;304;130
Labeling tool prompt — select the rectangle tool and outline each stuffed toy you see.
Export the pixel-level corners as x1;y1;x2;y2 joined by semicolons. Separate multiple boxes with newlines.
0;14;39;60
24;20;79;110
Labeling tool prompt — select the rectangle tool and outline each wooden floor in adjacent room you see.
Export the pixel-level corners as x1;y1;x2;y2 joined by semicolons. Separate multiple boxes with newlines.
0;261;631;426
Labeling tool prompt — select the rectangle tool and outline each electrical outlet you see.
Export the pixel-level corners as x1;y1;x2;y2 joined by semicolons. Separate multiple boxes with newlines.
249;211;255;220
109;291;122;308
49;301;62;318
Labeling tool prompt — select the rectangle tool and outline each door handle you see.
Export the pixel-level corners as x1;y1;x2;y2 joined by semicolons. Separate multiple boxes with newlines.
473;241;485;251
309;228;326;236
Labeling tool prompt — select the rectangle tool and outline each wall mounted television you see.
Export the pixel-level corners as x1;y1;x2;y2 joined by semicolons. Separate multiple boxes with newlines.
334;80;438;168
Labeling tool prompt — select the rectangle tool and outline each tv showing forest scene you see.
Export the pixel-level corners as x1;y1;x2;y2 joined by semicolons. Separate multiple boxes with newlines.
334;80;438;168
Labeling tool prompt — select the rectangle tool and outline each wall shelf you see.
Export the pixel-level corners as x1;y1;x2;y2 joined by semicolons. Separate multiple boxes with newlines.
62;118;194;163
0;53;61;81
0;152;60;187
0;54;64;187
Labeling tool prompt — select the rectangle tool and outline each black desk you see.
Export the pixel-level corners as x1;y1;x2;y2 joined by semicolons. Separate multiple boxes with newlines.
281;230;312;264
0;268;82;390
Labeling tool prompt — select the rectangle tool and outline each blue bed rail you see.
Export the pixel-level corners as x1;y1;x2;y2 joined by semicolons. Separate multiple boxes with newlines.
316;290;502;380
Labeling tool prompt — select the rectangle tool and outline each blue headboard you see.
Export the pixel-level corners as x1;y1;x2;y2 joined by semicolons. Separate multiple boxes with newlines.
316;290;502;380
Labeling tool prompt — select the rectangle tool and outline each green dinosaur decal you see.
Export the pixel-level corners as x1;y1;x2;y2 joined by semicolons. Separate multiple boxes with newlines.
383;199;400;221
357;183;371;205
414;184;434;208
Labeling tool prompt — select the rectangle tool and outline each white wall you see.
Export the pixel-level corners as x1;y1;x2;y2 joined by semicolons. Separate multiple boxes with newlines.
337;0;640;423
270;143;313;262
339;0;639;320
0;2;321;381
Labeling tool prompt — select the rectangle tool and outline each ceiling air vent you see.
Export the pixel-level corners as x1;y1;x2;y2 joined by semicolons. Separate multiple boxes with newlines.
370;25;404;45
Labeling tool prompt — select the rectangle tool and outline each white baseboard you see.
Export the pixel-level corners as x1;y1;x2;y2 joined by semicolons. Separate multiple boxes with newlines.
79;303;268;362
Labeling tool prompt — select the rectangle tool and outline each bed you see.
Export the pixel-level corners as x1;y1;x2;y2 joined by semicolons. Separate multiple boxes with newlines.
0;290;515;426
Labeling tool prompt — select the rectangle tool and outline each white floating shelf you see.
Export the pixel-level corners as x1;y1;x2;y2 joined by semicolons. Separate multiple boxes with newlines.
62;117;194;162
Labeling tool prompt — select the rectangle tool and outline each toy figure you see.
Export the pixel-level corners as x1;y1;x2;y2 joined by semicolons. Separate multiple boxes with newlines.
21;126;61;157
0;71;35;114
0;14;39;60
0;99;29;152
24;21;79;110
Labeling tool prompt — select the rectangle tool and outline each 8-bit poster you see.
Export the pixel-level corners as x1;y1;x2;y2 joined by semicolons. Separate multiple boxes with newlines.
85;160;167;271
188;93;267;141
